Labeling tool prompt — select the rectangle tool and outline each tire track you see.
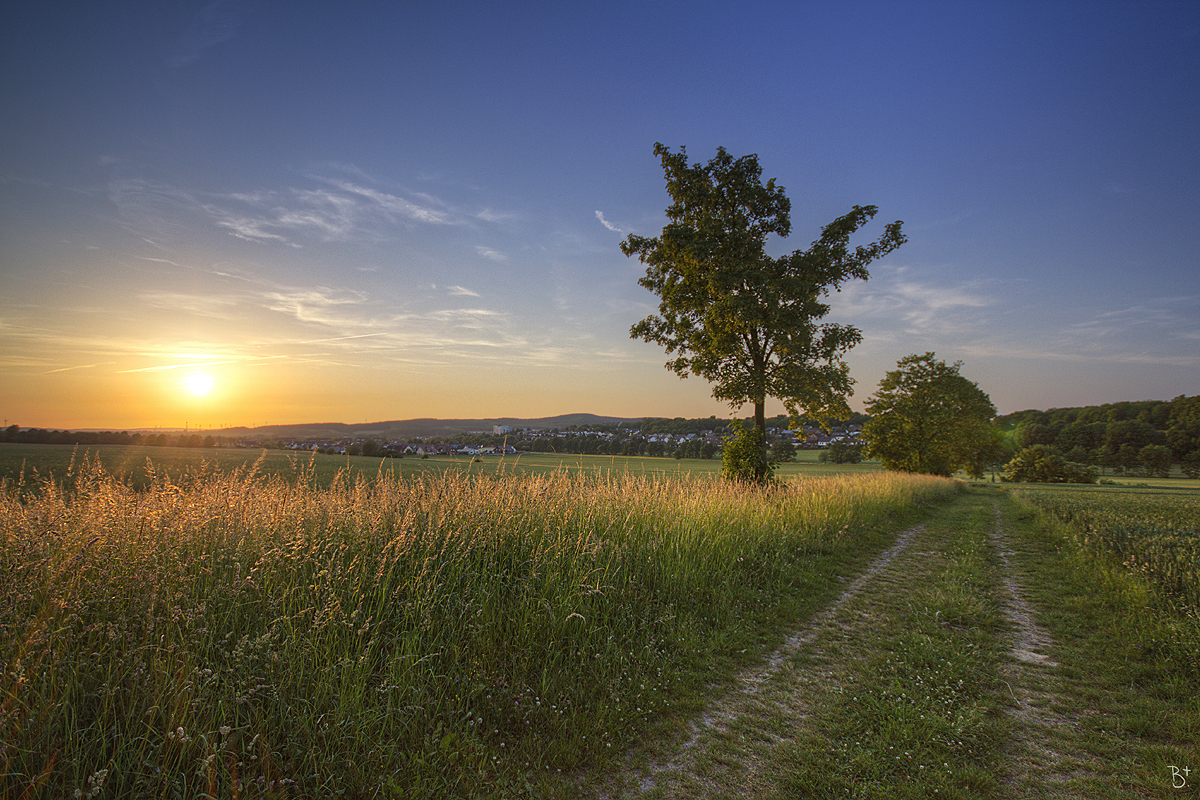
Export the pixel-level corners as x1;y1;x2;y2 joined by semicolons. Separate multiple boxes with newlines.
597;523;926;798
989;501;1101;798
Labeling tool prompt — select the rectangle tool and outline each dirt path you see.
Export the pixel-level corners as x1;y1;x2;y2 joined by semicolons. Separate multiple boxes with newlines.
604;523;927;798
592;491;1099;799
988;501;1102;798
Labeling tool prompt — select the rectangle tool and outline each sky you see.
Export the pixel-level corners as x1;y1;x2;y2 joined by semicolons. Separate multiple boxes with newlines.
2;0;1198;430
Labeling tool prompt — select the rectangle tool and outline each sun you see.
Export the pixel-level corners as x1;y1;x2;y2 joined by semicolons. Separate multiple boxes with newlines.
182;371;215;397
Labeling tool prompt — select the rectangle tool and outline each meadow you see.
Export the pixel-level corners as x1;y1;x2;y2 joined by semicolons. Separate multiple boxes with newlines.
0;451;952;798
0;442;881;494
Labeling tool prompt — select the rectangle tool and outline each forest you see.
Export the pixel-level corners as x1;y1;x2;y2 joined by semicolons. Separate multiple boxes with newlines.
997;394;1200;477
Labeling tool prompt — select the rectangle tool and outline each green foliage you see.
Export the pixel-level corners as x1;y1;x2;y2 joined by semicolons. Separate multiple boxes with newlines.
623;143;905;433
720;425;775;484
1002;444;1098;483
1138;443;1173;478
995;394;1200;475
862;353;998;477
820;440;864;464
769;438;797;463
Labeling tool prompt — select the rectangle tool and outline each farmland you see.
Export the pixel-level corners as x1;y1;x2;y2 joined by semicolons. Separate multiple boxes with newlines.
1008;483;1200;617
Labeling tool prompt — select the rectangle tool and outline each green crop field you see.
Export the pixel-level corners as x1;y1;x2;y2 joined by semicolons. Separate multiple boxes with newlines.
1009;482;1200;616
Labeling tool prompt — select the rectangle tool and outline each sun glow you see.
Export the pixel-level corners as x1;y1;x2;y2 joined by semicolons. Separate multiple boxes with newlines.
182;371;215;396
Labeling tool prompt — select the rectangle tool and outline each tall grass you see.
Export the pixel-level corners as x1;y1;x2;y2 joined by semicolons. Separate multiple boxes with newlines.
0;455;956;798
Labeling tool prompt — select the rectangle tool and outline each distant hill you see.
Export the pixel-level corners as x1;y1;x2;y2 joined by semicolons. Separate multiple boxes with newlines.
217;414;642;440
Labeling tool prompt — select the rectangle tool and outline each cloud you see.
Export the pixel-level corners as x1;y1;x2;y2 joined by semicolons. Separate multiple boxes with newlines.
447;285;480;296
324;179;453;225
477;208;514;223
206;178;459;246
108;178;205;247
41;362;116;375
595;210;623;233
262;287;371;326
475;246;507;262
831;267;993;337
137;290;244;319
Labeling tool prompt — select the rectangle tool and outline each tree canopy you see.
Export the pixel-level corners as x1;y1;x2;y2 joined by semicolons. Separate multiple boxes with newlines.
863;353;997;477
622;143;905;481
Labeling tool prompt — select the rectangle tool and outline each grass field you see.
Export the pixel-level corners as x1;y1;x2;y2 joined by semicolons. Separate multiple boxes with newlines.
0;454;948;798
0;442;881;493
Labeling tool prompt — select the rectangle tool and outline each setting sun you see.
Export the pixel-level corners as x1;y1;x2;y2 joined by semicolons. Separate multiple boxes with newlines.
182;371;215;397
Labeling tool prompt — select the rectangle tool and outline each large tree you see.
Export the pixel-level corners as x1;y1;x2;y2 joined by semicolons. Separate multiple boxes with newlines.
863;353;998;477
622;143;905;481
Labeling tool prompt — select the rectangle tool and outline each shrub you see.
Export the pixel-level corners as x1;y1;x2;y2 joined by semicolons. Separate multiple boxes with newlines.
720;426;775;484
825;441;864;464
1002;444;1098;483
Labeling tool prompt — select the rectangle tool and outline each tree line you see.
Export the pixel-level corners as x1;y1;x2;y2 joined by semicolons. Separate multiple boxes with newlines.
996;396;1200;478
1;426;231;449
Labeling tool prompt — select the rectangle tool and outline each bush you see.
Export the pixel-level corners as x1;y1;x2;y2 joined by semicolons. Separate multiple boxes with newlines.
825;441;864;464
769;439;797;463
720;426;775;484
1002;445;1098;484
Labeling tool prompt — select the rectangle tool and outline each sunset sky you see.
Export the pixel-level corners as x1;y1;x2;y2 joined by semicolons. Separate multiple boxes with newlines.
3;1;1198;430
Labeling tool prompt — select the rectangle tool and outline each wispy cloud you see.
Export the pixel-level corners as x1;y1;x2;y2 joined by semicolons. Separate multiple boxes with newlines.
475;246;507;262
832;266;994;337
106;170;463;249
595;210;623;233
137;291;244;319
108;178;205;247
210;179;458;245
447;285;480;296
262;287;372;326
477;208;515;223
41;362;116;374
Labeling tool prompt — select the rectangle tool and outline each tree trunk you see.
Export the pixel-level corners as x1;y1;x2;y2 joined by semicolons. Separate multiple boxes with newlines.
754;398;768;482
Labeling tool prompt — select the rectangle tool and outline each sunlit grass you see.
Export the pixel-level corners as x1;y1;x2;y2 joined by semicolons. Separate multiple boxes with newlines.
0;455;956;797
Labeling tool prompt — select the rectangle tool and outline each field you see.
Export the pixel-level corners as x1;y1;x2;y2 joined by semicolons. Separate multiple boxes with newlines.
0;453;947;798
5;442;1197;798
1007;482;1200;618
0;442;882;492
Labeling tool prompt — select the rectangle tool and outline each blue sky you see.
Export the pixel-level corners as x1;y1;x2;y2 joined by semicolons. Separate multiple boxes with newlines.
2;0;1198;429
